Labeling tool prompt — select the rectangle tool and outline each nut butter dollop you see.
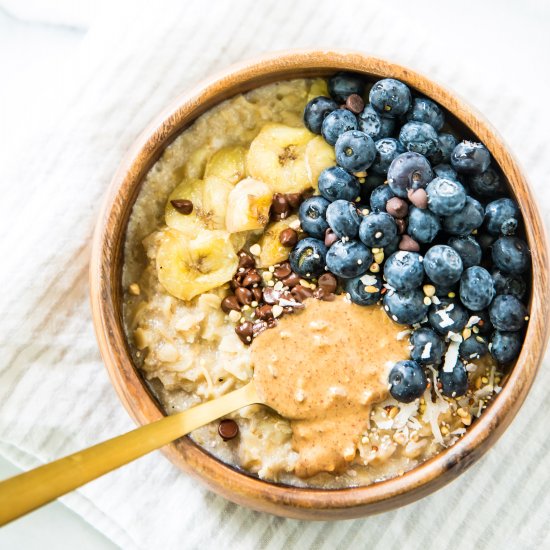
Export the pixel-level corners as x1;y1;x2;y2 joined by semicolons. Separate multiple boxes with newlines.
251;296;409;478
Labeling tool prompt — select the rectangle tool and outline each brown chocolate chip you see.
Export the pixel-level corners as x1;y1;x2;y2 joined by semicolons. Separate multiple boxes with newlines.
252;287;263;302
274;262;292;279
279;228;298;247
345;94;365;114
272;193;290;217
285;193;303;209
386;197;409;219
221;295;240;313
237;250;255;269
395;218;407;235
235;322;253;344
256;304;274;320
235;286;253;306
322;292;336;301
282;272;301;288
218;419;239;441
407;188;429;209
242;269;261;287
263;287;282;304
291;285;314;301
266;317;278;329
324;227;339;247
318;273;338;294
399;234;420;252
170;199;193;215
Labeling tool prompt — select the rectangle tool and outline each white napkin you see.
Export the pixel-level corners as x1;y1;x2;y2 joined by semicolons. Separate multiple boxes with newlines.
1;1;550;548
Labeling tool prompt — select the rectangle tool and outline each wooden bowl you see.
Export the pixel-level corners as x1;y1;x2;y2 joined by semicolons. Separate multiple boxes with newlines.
90;50;550;520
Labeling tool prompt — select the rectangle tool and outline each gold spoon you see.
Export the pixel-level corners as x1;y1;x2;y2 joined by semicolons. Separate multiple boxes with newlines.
0;381;259;526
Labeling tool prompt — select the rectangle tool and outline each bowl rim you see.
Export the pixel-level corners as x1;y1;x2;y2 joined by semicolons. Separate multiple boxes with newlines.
90;49;550;520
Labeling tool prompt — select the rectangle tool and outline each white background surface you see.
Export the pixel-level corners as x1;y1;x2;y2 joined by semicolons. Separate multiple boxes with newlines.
0;1;549;549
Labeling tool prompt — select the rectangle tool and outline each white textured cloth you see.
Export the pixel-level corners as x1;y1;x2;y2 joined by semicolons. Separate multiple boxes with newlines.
1;1;550;548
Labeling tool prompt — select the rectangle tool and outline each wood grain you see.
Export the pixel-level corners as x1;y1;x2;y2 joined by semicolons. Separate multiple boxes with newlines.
89;50;550;520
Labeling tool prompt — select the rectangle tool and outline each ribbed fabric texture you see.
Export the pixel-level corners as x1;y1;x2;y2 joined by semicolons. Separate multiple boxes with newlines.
1;1;549;548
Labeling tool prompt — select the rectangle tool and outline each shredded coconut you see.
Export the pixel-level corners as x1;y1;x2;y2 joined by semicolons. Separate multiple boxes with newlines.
443;340;460;372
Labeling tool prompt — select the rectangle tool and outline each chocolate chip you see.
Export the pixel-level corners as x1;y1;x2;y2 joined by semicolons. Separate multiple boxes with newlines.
282;272;301;288
325;228;338;247
266;317;278;329
235;322;253;344
231;270;247;290
285;193;303;209
407;188;428;209
291;285;314;301
256;304;274;320
252;287;263;302
279;228;298;247
263;287;282;304
385;197;409;219
318;273;338;294
395;218;407;235
274;262;292;279
237;250;255;269
399;234;421;252
218;419;239;441
170;199;193;215
242;269;261;287
272;193;290;216
235;287;253;305
313;287;325;300
322;292;336;301
221;295;240;313
345;94;365;114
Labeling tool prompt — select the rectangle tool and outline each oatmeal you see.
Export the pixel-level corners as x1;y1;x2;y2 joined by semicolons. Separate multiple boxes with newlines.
123;74;529;488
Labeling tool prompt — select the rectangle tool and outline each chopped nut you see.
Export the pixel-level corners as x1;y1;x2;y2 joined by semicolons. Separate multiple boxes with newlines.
249;244;261;256
129;283;141;296
388;406;399;419
462;328;472;340
272;305;283;318
374;251;384;264
423;284;436;297
262;271;273;282
369;263;380;273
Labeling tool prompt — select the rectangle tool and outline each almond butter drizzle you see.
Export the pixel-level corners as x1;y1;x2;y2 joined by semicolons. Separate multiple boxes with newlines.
251;296;409;477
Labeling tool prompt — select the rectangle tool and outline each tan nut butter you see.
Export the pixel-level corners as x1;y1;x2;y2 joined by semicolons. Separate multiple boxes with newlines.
251;296;409;478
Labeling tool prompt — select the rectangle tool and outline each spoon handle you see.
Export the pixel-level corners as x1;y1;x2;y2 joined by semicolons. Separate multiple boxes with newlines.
0;381;259;526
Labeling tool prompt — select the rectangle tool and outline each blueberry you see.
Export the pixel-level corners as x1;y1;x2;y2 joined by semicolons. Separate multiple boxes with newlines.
384;251;424;291
289;238;328;278
298;196;330;239
469;167;503;198
371;138;405;175
500;218;518;236
439;361;468;398
357;104;396;140
491;236;530;275
399;121;439;157
328;72;365;102
318;166;360;203
426;177;467;217
484;198;520;236
424;245;463;286
335;130;376;172
387;152;433;198
406;97;445;131
448;236;482;269
384;234;401;257
369;184;395;212
383;289;428;325
433;163;459;181
344;273;382;305
459;266;495;311
478;232;497;255
369;79;412;118
326;200;361;238
407;206;441;244
489;294;528;331
360;173;386;201
442;196;484;236
459;336;488;361
430;134;458;164
303;96;338;134
491;269;527;299
451;141;491;175
325;240;372;278
410;327;445;365
490;331;522;364
321;109;358;146
359;212;397;247
389;360;427;403
428;298;469;335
